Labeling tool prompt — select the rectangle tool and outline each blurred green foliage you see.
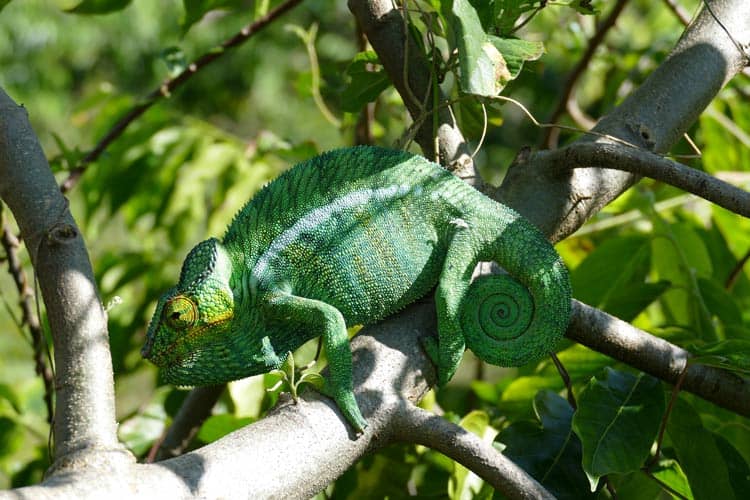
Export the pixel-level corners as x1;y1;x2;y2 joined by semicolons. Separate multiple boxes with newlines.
1;0;750;498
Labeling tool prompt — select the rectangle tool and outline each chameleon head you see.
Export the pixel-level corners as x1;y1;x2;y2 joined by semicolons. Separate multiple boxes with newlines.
142;238;238;385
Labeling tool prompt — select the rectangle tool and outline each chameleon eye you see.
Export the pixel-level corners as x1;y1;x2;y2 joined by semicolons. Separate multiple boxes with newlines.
163;296;198;330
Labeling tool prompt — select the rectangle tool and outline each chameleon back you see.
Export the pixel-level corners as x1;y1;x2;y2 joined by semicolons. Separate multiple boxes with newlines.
223;147;475;325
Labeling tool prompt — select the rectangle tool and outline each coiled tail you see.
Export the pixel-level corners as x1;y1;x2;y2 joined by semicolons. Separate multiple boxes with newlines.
461;218;571;367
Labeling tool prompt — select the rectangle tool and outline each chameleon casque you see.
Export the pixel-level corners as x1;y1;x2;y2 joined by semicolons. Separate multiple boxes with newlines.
142;146;571;431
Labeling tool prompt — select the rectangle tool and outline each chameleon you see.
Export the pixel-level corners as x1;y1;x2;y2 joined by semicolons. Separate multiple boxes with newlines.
142;146;571;431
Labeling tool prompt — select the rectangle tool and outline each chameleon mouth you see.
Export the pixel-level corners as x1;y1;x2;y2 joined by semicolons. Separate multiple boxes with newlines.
147;314;233;367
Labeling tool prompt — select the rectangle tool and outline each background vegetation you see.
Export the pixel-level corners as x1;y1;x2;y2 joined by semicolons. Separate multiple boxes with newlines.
1;0;749;498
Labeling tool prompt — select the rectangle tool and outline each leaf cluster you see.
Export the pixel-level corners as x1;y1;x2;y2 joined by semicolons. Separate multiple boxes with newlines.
1;1;749;499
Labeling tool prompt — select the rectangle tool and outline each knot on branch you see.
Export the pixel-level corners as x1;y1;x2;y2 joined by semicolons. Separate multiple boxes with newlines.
46;223;78;246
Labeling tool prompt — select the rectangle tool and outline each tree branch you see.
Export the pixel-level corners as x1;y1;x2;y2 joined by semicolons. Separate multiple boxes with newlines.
3;302;437;499
567;300;750;417
148;385;226;462
393;406;555;499
542;0;630;149
59;0;305;193
532;140;750;218
6;296;748;498
0;89;130;471
497;0;750;242
348;0;476;183
0;204;54;423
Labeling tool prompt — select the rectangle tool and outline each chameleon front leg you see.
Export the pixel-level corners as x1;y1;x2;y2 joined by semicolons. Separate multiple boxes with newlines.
262;292;368;432
433;230;479;386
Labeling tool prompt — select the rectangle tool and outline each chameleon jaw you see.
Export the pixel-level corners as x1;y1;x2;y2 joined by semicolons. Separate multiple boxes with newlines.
145;314;233;368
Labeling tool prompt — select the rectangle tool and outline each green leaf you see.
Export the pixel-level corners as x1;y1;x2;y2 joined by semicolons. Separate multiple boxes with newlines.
500;375;563;416
501;391;595;499
613;471;664;500
0;384;22;414
160;46;188;78
715;434;750;498
0;1;11;14
449;411;497;500
451;0;511;96
67;0;132;14
688;339;750;375
570;0;598;15
470;380;500;404
652;222;716;340
297;372;325;391
493;0;541;35
487;36;544;80
0;417;23;456
667;397;742;500
571;234;651;309
181;0;241;34
50;132;83;172
697;276;743;326
570;231;668;321
197;414;254;443
649;459;693;499
537;344;612;382
605;281;671;322
118;410;165;456
572;368;665;491
340;51;391;112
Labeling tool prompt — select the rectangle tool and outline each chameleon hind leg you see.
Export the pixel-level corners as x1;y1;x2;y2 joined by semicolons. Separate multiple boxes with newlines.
262;292;368;432
433;229;481;386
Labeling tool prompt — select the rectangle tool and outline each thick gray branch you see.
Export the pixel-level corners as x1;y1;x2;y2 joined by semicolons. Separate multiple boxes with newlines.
2;304;436;499
6;298;748;499
497;0;750;241
0;89;129;470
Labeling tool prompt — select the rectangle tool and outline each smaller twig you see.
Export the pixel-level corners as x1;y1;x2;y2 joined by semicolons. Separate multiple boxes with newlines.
148;385;226;462
648;366;689;469
604;477;618;499
471;103;488;160
399;1;424;117
539;141;750;218
565;95;596;130
644;470;690;500
549;353;576;409
60;0;305;193
662;0;692;25
725;247;750;290
0;204;55;424
354;24;375;145
542;0;630;149
510;5;545;34
287;24;341;128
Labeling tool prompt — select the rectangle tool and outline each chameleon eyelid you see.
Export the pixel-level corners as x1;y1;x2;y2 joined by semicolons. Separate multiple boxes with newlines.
163;295;198;329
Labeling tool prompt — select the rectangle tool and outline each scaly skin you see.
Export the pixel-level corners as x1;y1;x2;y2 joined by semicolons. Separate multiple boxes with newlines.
142;146;571;431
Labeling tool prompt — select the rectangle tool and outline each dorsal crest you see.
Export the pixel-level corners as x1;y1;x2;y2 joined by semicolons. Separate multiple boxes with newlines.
178;238;232;288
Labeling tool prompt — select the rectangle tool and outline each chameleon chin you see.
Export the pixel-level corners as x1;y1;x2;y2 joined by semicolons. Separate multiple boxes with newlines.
143;146;571;432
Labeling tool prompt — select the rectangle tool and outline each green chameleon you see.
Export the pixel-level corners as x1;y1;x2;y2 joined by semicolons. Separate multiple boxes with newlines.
142;146;571;431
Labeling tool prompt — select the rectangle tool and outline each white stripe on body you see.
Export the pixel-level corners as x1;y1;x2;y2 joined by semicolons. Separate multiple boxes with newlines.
250;184;413;291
